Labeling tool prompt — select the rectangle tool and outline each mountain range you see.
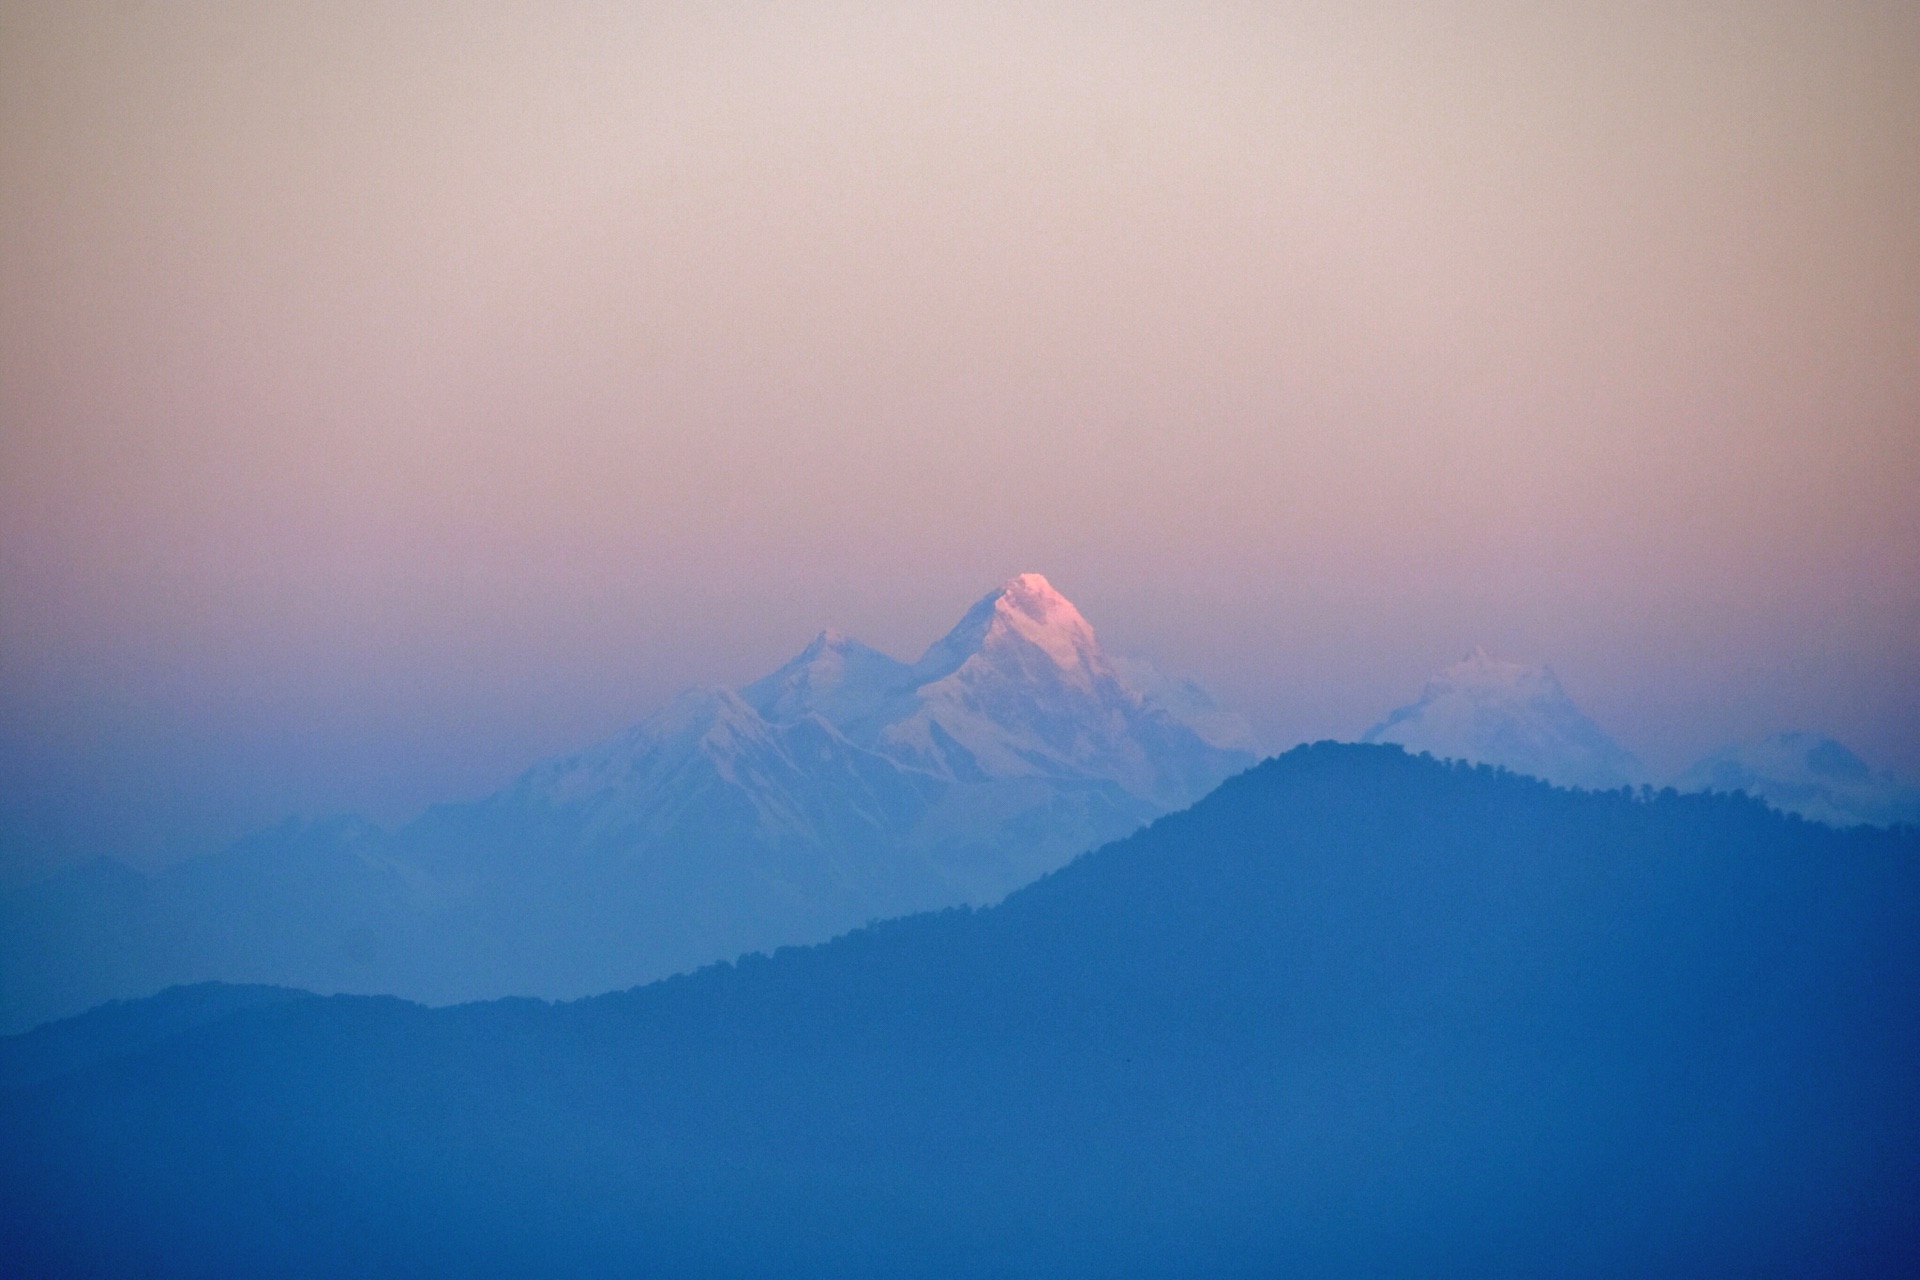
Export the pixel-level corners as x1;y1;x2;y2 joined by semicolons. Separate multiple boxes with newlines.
8;589;1915;1038
1361;647;1641;790
1364;649;1918;830
5;745;1916;1276
0;574;1255;1032
1676;731;1920;829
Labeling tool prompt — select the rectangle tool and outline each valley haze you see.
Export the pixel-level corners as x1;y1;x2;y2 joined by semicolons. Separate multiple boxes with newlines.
2;0;1915;882
5;573;1915;1034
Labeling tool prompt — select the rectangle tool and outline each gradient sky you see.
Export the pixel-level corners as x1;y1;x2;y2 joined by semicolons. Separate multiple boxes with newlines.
2;1;1916;877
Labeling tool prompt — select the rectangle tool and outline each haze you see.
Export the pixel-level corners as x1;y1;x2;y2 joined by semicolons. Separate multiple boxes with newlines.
2;0;1915;876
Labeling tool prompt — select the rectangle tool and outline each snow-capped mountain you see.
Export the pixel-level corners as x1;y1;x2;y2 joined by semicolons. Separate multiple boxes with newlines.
457;573;1256;903
1362;648;1640;790
1;574;1258;1030
1674;732;1920;829
757;574;1254;809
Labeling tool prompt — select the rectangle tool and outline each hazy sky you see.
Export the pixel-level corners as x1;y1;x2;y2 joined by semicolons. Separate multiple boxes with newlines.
3;1;1915;876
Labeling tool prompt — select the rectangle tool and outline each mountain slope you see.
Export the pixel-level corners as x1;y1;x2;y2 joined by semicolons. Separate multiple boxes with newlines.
4;745;1915;1277
1676;731;1920;828
1363;647;1640;789
0;575;1256;1030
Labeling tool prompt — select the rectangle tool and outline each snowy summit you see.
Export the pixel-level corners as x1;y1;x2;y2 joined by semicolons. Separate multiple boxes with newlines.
1362;647;1640;790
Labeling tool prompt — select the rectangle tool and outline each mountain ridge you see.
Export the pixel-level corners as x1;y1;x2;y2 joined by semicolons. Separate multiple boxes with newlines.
0;575;1256;1032
6;743;1915;1276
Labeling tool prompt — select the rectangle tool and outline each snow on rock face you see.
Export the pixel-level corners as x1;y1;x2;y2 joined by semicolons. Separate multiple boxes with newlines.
740;630;914;730
909;573;1101;686
1675;732;1920;828
985;573;1102;671
847;574;1250;812
1362;647;1640;791
724;573;1253;810
528;573;1258;892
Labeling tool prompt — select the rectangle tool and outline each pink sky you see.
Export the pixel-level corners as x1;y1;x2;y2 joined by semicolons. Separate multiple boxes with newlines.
2;1;1915;873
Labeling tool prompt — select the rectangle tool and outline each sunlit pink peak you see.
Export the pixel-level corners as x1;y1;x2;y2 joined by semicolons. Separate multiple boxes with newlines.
986;573;1099;667
914;573;1103;680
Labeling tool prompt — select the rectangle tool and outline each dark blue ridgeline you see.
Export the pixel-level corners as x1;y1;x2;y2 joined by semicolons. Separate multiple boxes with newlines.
3;743;1917;1276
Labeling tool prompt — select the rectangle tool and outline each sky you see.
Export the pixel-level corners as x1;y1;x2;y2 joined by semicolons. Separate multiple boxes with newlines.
2;0;1915;878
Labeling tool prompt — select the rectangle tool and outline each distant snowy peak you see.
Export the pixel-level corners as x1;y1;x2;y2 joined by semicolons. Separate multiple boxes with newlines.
980;572;1104;672
523;686;780;805
738;575;1117;734
879;574;1254;805
1363;648;1640;791
1419;646;1565;702
912;573;1105;686
1676;732;1920;829
535;573;1255;828
741;629;913;728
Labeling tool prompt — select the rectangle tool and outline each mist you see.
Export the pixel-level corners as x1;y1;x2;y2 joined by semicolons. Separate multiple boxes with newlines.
3;1;1915;875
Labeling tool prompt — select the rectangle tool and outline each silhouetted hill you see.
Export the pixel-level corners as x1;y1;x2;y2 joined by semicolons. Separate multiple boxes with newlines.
3;745;1916;1277
0;981;313;1093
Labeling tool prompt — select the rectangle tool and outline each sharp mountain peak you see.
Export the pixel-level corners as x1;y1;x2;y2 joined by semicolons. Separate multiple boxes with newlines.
914;572;1103;683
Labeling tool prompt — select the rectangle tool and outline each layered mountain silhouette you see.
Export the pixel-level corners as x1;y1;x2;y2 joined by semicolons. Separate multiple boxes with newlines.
4;745;1916;1277
0;575;1255;1032
1676;731;1920;828
1363;647;1640;789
